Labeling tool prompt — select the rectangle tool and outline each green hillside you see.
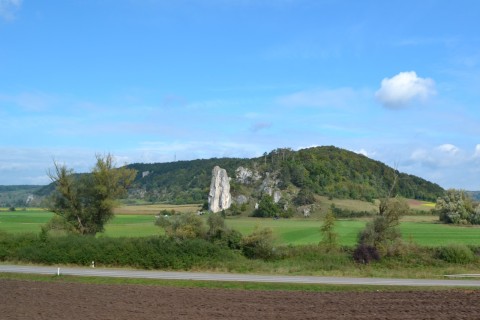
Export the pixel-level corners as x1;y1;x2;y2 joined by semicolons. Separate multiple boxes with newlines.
125;146;444;204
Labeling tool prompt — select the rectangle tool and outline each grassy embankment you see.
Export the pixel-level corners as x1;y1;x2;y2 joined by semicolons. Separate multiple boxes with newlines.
0;272;470;292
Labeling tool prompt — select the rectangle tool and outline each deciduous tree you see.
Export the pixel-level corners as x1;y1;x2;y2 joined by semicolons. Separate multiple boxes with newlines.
435;189;477;224
47;154;136;235
356;169;409;258
320;205;338;250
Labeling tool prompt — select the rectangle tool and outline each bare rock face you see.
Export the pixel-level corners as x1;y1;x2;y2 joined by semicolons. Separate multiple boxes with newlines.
208;166;232;213
235;195;248;205
273;190;282;203
235;166;261;184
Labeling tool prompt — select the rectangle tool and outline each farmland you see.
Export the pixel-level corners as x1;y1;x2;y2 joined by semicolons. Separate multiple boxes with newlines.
2;278;480;320
0;205;479;247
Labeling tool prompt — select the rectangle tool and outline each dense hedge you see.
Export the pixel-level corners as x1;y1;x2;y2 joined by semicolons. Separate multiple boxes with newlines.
0;231;241;269
1;230;479;271
330;205;375;218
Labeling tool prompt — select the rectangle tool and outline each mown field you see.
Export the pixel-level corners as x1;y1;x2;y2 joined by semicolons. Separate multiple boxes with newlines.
0;205;478;247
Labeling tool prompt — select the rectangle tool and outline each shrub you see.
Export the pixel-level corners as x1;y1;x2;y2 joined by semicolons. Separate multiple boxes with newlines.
206;213;242;249
241;227;276;260
221;229;243;250
252;195;280;218
156;213;207;240
352;244;380;264
293;189;315;206
435;244;476;264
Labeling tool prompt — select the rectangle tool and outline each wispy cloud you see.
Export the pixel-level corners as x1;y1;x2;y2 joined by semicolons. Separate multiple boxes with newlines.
473;144;480;159
375;71;436;109
436;143;459;155
0;91;57;112
407;143;473;169
0;147;95;185
0;0;22;21
250;122;272;133
393;36;459;47
135;140;262;163
277;87;366;109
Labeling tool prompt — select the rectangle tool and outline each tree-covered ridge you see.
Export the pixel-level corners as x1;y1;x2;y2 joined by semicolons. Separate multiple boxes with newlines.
126;146;444;203
127;158;251;204
270;146;444;201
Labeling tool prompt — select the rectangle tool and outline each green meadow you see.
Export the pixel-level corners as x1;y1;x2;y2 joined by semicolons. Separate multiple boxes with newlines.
0;207;478;247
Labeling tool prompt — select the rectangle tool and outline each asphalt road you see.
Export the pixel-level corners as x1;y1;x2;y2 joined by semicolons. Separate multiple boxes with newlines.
2;264;480;287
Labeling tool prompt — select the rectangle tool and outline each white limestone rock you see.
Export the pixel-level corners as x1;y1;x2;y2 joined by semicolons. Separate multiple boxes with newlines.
273;190;282;203
235;166;261;184
208;166;232;213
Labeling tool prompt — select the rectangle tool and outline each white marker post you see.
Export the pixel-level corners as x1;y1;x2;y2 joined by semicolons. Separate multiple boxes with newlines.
57;267;60;276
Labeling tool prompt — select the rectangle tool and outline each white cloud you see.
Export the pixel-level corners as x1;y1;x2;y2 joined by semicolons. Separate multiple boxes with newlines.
408;144;464;170
375;71;436;109
474;144;480;158
396;144;480;189
354;148;372;157
436;143;459;155
0;0;22;21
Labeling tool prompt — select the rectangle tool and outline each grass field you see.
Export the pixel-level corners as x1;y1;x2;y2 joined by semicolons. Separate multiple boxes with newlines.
1;206;478;247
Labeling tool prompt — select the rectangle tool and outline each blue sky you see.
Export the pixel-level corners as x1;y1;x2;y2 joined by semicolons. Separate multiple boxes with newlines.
1;0;479;190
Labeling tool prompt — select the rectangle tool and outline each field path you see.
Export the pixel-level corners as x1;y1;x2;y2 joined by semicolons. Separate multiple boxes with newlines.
2;264;480;287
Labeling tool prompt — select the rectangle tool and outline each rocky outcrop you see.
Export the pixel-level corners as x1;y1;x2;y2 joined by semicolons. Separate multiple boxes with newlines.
208;166;232;213
235;166;261;184
273;190;282;203
235;195;248;205
259;172;282;203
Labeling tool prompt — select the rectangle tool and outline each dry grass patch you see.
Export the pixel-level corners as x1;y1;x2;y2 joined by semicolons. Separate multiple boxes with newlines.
114;204;202;215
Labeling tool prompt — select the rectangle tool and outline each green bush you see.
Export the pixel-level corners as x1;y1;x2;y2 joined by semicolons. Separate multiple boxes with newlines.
156;213;207;240
241;227;276;260
435;244;476;264
252;195;280;218
352;244;380;264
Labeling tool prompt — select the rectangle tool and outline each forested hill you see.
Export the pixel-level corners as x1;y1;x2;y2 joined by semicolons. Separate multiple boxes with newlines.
0;185;43;207
126;146;444;203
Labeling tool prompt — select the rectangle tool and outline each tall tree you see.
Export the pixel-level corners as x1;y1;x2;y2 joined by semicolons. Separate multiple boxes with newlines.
356;169;409;257
320;205;338;250
435;189;477;224
47;154;136;235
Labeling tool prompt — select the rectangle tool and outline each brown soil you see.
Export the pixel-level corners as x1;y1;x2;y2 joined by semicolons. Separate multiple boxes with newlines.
1;279;479;319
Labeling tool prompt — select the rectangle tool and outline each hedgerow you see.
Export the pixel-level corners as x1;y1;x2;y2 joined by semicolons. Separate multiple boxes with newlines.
0;232;240;269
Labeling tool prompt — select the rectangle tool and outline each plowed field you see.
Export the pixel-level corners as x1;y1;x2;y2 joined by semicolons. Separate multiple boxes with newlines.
1;279;479;319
